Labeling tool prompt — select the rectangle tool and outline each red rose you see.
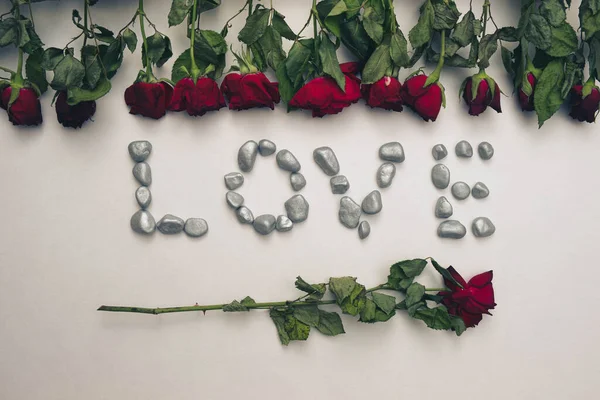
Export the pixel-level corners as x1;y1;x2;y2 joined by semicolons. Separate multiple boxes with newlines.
361;76;403;112
1;86;43;126
400;74;442;122
462;76;501;116
289;64;361;118
124;81;173;119
518;72;536;112
55;91;96;129
221;72;280;110
438;267;496;328
168;77;226;116
569;84;600;123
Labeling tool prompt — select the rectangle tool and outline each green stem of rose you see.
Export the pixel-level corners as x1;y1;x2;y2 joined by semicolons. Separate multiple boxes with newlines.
482;0;489;37
312;0;317;55
138;0;154;81
189;0;200;82
83;0;89;47
425;29;445;87
248;0;253;17
14;4;23;85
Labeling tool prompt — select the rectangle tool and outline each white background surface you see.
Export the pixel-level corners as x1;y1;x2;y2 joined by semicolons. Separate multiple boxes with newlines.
1;1;599;399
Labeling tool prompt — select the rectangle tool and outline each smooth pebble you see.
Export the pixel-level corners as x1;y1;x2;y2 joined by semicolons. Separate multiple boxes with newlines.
238;140;259;172
276;215;293;232
377;163;396;188
379;142;405;163
258;139;277;156
437;220;467;239
451;182;471;200
432;144;448;161
128;141;152;162
157;214;185;234
330;175;350;194
184;218;208;238
472;182;490;199
455;140;473;158
290;173;307;191
130;210;156;235
362;190;382;215
135;186;152;209
284;194;309;223
236;206;254;224
276;149;301;172
226;191;244;209
431;164;450;189
133;162;152;186
478;142;494;160
253;214;276;235
472;217;496;237
339;197;361;229
313;147;340;176
224;172;244;190
358;221;371;240
435;196;453;218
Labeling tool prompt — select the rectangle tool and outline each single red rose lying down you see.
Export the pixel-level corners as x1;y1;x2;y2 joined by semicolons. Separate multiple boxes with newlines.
98;258;495;345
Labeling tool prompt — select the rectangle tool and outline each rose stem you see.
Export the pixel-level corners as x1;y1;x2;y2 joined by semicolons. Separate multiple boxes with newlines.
189;0;200;81
137;0;153;80
14;4;23;85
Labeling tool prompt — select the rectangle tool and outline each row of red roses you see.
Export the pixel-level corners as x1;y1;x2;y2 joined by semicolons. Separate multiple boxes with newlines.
3;63;600;127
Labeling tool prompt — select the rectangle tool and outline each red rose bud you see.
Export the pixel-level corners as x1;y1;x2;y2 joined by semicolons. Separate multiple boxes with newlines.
55;91;96;129
168;77;226;117
462;76;501;116
569;84;600;123
221;72;280;111
518;72;536;112
1;86;43;126
438;267;496;328
289;72;361;118
400;74;443;121
361;76;403;112
124;81;173;119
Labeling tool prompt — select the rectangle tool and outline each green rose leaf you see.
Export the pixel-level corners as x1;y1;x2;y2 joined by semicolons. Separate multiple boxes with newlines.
545;22;578;58
223;300;249;312
478;33;499;69
450;316;467;336
409;0;434;48
0;18;18;47
540;0;566;28
329;277;367;316
371;292;396;315
198;0;221;14
339;18;375;62
240;296;256;307
122;28;138;53
359;298;395;323
99;39;125;80
451;10;475;47
315;0;348;37
525;14;552;50
293;305;320;327
295;276;327;300
387;259;427;291
318;33;346;91
41;47;65;70
276;62;297;105
143;33;173;68
390;29;409;67
25;50;47;94
413;306;452;330
362;43;391;84
362;4;385;45
272;11;295;40
285;39;314;87
405;283;426;308
535;59;566;127
66;77;111;105
270;308;310;346
168;0;193;27
430;258;463;289
315;310;345;336
238;7;271;45
51;54;85;90
589;34;600;82
432;0;461;31
582;0;600;38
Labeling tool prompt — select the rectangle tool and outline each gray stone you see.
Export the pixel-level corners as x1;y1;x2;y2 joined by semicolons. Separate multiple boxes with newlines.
330;175;350;194
276;149;301;172
472;182;490;199
224;172;244;190
238;140;259;172
253;214;276;235
362;190;382;215
258;139;277;156
226;191;244;209
435;196;453;218
431;164;450;189
133;162;152;186
276;215;293;232
284;194;309;223
451;182;471;200
455;140;473;158
377;163;396;188
432;144;448;161
130;210;156;235
128;141;152;162
379;142;405;163
478;142;494;160
437;220;467;239
184;218;208;238
472;217;496;237
290;173;307;191
358;221;371;240
236;206;254;224
313;147;340;176
135;186;152;209
339;197;361;228
157;214;185;234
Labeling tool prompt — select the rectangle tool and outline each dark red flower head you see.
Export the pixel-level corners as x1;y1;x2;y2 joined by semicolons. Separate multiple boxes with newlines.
518;72;536;112
168;77;226;117
289;63;361;118
462;76;501;116
1;86;43;126
55;91;96;129
221;72;280;111
124;81;173;119
569;84;600;123
438;267;496;328
361;76;403;112
400;74;443;122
